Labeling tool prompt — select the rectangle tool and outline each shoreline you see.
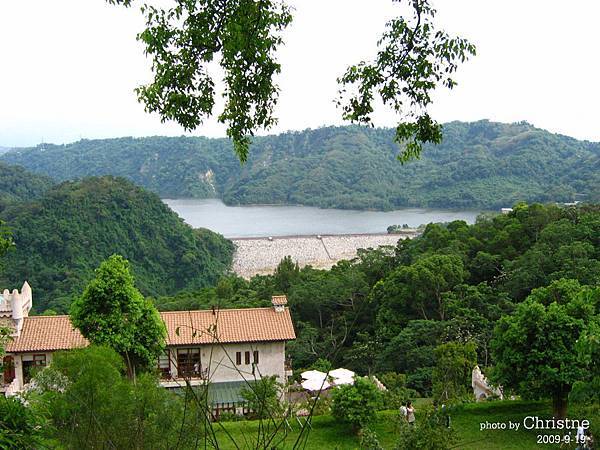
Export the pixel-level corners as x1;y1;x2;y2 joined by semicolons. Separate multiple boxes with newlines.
163;197;484;214
229;230;418;240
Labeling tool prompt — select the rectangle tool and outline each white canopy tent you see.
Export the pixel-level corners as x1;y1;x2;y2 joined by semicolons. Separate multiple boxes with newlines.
301;370;327;380
301;378;331;392
300;368;357;391
331;376;354;386
329;368;355;379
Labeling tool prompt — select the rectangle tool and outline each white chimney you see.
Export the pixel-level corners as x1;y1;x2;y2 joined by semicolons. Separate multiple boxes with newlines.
271;295;288;312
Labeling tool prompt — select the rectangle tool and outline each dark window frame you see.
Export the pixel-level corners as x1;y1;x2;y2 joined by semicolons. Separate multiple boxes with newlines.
23;354;47;383
176;347;201;377
33;354;47;366
158;352;171;379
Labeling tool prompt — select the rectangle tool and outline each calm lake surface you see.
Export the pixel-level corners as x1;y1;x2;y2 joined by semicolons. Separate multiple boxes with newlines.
164;199;480;238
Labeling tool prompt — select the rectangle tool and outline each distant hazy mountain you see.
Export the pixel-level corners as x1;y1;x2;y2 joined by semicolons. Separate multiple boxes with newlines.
3;121;599;210
0;146;12;155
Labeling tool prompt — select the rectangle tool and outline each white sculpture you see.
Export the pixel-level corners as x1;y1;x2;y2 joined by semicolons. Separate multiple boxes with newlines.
472;365;502;401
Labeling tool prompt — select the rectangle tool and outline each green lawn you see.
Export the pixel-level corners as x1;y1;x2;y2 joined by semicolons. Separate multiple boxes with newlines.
210;400;576;449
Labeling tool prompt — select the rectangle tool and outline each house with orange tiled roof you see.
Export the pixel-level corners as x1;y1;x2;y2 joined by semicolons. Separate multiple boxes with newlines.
2;283;295;403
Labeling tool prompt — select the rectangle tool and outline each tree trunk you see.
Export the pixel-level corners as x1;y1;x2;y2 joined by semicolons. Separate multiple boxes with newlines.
552;392;569;420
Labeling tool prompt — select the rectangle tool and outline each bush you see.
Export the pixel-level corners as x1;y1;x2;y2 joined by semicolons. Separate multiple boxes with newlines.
31;345;199;449
431;341;477;404
310;358;333;372
331;377;382;430
379;372;419;409
570;377;600;405
394;408;457;450
0;396;41;449
406;367;433;397
216;411;245;422
240;376;283;419
359;427;384;450
299;396;331;417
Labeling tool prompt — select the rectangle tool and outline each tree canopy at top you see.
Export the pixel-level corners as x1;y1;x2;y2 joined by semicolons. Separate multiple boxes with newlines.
70;255;166;375
109;0;475;162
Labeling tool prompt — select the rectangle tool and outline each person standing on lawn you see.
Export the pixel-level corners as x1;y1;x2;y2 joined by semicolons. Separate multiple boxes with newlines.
406;401;416;426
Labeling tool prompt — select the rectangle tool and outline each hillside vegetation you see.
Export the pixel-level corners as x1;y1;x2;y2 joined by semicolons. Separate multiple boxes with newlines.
0;162;54;211
0;176;234;313
3;121;599;210
153;203;600;401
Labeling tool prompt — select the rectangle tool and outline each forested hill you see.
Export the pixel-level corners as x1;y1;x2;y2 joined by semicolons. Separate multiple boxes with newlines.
0;176;234;313
3;121;599;210
0;162;54;211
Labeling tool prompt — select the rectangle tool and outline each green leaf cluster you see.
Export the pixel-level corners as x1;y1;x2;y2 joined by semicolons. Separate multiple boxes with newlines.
0;396;42;450
431;341;478;404
132;0;292;162
490;279;600;417
31;345;203;449
70;255;166;373
331;377;382;430
337;0;475;161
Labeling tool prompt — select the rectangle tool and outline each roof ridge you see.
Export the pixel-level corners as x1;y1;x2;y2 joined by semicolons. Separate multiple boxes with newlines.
26;315;71;319
159;306;286;314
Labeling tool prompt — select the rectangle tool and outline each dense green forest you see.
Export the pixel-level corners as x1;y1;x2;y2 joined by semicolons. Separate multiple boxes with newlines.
0;162;54;212
152;203;600;398
0;176;234;313
3;121;599;210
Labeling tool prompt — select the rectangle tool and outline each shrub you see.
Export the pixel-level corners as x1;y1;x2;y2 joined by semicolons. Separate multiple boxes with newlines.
359;427;384;450
379;372;418;409
394;408;456;450
240;376;283;419
331;377;382;430
299;396;331;417
0;396;41;450
31;345;197;449
431;341;477;404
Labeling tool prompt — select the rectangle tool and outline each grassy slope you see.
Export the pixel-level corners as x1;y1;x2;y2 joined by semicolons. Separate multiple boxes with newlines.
211;401;564;449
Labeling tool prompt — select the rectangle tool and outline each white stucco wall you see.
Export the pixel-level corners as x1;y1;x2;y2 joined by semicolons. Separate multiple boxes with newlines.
167;341;286;384
7;342;287;393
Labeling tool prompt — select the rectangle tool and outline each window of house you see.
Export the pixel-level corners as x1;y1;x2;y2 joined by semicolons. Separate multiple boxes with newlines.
176;348;201;377
2;356;15;384
253;350;259;365
236;352;242;365
244;351;250;365
33;354;47;366
23;354;47;383
158;353;171;379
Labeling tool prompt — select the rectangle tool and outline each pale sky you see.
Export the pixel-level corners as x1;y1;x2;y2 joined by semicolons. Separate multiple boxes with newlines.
1;0;599;147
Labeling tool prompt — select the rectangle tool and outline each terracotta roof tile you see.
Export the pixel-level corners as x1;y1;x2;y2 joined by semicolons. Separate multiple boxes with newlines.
5;315;88;353
161;307;296;346
6;307;296;353
271;295;288;306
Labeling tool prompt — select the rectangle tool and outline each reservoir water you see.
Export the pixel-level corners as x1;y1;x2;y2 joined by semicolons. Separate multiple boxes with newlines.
164;199;480;238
